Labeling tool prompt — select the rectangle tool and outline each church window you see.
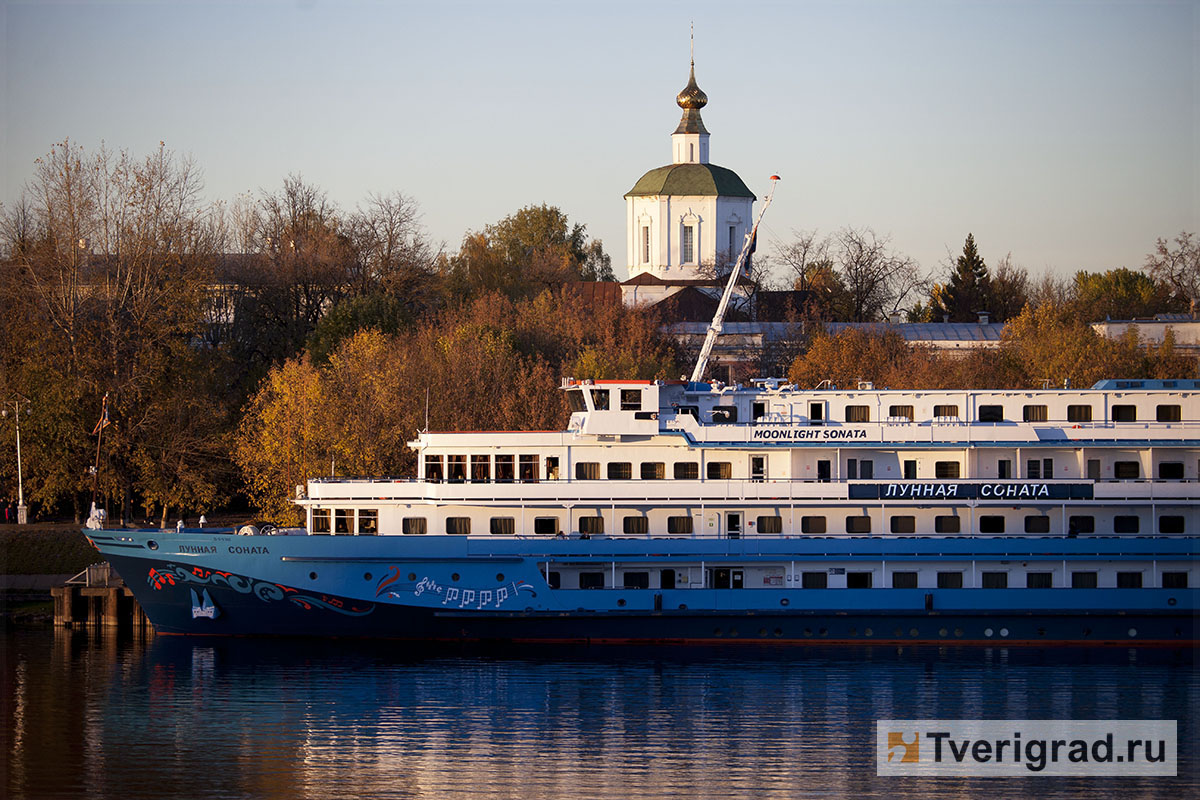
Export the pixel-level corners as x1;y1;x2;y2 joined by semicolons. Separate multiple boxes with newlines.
688;143;694;162
729;226;736;260
682;225;695;264
642;226;650;264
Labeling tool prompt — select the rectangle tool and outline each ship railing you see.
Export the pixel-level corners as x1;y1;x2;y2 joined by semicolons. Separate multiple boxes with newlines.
65;562;123;587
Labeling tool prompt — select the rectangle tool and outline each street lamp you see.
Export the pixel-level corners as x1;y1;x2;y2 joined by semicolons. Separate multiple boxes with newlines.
2;395;30;525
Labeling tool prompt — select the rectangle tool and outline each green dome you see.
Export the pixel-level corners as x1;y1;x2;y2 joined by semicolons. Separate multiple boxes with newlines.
624;163;755;199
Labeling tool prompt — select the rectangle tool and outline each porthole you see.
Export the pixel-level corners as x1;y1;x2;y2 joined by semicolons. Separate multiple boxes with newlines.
894;628;903;637
999;627;1009;637
774;628;783;637
408;572;417;581
804;628;813;637
147;540;159;550
909;628;919;637
818;628;828;637
714;628;723;636
678;604;688;610
780;597;790;607
939;628;948;637
451;573;460;582
1128;628;1138;638
954;628;964;637
864;628;873;637
617;598;626;607
1168;597;1177;606
309;572;318;580
984;628;994;637
364;572;372;581
849;628;858;637
496;573;505;582
759;628;768;637
729;629;739;638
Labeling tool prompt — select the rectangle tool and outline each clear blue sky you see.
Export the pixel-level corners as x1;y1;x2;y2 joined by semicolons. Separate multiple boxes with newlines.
2;0;1196;283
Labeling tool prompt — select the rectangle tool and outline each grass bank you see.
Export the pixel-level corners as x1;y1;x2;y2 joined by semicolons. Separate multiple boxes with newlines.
0;527;98;575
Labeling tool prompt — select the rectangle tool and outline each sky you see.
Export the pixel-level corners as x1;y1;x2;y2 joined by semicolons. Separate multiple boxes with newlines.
2;0;1197;286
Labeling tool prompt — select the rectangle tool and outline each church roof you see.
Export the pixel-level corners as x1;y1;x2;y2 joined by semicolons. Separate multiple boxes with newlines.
624;163;755;198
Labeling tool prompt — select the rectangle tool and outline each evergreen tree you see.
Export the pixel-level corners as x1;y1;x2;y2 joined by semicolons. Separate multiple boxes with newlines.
932;233;993;322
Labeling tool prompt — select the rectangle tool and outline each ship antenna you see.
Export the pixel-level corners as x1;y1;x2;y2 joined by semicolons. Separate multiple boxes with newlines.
423;386;430;433
689;175;780;384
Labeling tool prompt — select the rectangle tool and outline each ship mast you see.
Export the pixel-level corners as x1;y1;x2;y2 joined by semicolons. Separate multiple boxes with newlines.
689;175;780;384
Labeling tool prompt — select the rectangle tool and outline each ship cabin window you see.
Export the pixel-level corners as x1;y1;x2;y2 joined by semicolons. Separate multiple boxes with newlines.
981;571;1008;589
845;405;870;423
1113;461;1141;480
1111;405;1137;422
979;516;1005;533
846;458;874;480
1023;404;1048;422
1026;572;1053;589
641;462;665;480
623;571;650;589
890;516;916;534
660;569;677;589
578;516;605;535
608;462;633;480
547;571;561;589
546;457;560;480
936;571;964;589
1027;458;1054;479
1068;515;1094;535
1114;516;1140;533
1159;462;1184;480
519;454;538;482
533;517;560;536
808;402;824;426
667;516;694;534
579;572;605;589
1024;515;1051;533
712;405;738;423
311;508;331;533
674;462;700;480
566;389;587;413
891;571;918;589
334;509;353;534
490;517;515;535
903;460;917;479
933;404;959;419
358;509;378;535
802;571;828;589
752;401;767;421
934;515;960;533
707;462;733;480
1116;571;1143;589
978;405;1004;422
1157;404;1181;421
495;455;515;483
757;515;783;534
1162;571;1188;588
845;516;871;534
889;405;914;421
620;389;641;411
1067;405;1092;422
576;462;600;480
402;517;427;535
471;455;490;483
1159;515;1185;534
591;388;610;410
676;405;699;421
847;571;873;589
801;516;827;534
623;516;649;535
425;455;444;482
998;459;1012;479
1071;571;1098;589
447;454;467;482
934;461;960;479
446;517;471;535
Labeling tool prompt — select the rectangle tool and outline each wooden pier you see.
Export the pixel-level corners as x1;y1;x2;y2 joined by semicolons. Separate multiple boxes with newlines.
51;563;152;631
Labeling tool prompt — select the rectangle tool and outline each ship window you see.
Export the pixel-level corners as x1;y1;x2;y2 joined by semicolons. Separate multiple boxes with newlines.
579;572;605;589
495;455;514;483
1159;515;1185;534
845;516;871;534
937;572;963;589
1114;515;1140;533
845;405;870;422
752;401;767;421
801;516;826;534
519;454;539;482
334;509;353;534
1162;571;1188;588
578;516;605;535
847;571;873;589
1068;515;1094;534
890;516;916;534
903;460;917;479
623;571;650;589
1023;404;1048;422
1071;571;1098;588
608;462;633;480
1112;405;1137;422
547;571;561;589
891;572;918;589
490;517;515;535
661;569;676;589
757;515;783;534
471;455;490;483
1159;462;1184;480
641;462;665;480
707;462;733;480
667;516;693;534
402;517;427;535
801;571;828;589
1027;459;1041;479
1114;461;1140;480
674;462;699;480
934;515;960;533
623;516;649;535
933;404;959;418
445;517;471;535
566;388;587;413
533;516;560;536
1156;404;1181;422
576;462;600;480
888;405;914;421
978;405;1003;422
1116;571;1143;589
591;388;610;410
620;389;641;411
712;405;738;423
676;405;699;421
934;461;960;479
979;516;1005;533
847;459;857;480
998;459;1012;478
358;509;378;535
981;572;1008;589
424;455;444;482
311;509;330;533
447;454;466;482
1026;572;1053;589
1067;405;1092;422
1024;515;1051;533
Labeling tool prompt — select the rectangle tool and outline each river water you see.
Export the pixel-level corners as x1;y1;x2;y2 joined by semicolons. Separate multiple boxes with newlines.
2;629;1195;799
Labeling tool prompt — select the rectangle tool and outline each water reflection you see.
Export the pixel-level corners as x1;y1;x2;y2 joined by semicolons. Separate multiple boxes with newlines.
4;630;1195;799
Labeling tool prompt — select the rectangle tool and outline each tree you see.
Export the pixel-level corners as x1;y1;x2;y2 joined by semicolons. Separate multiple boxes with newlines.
931;233;993;322
1144;231;1199;313
988;254;1030;322
834;227;924;322
1071;267;1172;322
